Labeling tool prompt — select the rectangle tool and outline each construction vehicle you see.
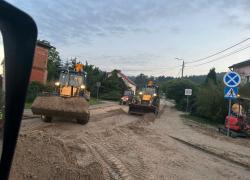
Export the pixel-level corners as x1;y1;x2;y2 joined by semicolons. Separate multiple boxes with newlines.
218;97;250;138
31;63;90;124
120;90;134;105
128;80;160;115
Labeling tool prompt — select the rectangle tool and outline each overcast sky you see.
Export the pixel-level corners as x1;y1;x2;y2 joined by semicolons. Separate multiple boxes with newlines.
1;0;250;76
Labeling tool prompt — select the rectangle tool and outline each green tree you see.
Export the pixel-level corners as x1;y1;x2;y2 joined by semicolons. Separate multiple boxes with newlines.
205;68;217;84
26;82;54;103
194;82;227;123
165;79;197;110
239;83;250;98
69;57;78;70
100;70;128;100
133;73;148;89
84;62;105;96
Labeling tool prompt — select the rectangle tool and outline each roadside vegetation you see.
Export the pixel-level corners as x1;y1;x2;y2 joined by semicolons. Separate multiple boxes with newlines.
181;114;222;127
89;98;102;105
163;68;228;124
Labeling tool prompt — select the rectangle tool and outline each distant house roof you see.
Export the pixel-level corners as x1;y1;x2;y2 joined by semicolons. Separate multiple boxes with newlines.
229;59;250;69
117;70;137;86
37;40;53;49
108;70;137;86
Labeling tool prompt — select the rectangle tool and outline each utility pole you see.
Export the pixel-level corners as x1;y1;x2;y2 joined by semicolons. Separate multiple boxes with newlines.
175;58;185;78
181;60;185;78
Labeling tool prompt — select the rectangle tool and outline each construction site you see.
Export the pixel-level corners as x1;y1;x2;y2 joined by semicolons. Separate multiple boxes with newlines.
8;65;250;179
3;40;250;180
9;99;250;180
1;1;250;180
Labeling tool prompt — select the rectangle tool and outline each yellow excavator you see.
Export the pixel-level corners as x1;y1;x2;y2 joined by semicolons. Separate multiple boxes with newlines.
31;63;90;124
129;80;160;115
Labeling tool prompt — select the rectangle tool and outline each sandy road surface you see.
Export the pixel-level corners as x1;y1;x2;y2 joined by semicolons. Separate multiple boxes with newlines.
10;101;250;180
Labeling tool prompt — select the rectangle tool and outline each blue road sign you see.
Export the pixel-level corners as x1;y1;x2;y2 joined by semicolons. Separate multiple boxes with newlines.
223;71;241;87
224;87;238;99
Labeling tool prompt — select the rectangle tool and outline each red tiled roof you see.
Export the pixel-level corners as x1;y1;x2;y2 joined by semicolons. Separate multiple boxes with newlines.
117;71;137;86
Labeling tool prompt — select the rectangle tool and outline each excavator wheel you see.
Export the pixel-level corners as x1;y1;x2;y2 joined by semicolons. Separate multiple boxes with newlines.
41;115;52;123
76;112;90;125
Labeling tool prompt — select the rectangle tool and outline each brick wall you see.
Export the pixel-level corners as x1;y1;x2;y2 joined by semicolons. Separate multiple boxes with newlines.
29;45;49;84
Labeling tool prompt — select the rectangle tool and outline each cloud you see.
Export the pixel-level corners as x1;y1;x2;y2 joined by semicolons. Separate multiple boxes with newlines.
6;0;250;76
213;0;250;30
8;0;250;43
8;0;217;45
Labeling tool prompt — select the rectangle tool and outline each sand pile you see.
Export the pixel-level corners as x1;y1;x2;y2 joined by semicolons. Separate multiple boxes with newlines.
10;131;105;180
31;96;89;118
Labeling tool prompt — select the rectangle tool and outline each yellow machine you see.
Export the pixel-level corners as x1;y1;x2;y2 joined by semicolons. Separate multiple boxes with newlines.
31;63;90;124
129;81;160;115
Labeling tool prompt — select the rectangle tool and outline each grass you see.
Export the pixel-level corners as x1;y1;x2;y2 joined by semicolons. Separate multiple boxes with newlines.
25;102;33;109
89;98;102;105
181;114;222;127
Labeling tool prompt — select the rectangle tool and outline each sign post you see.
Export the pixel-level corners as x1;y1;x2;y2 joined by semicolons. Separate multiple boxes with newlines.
185;89;192;112
223;71;241;136
227;98;232;136
96;82;101;100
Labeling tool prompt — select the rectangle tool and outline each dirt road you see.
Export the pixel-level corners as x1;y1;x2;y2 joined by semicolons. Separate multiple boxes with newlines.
10;101;250;180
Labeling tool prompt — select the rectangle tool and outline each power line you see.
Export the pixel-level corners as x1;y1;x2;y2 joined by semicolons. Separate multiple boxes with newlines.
185;38;250;64
186;44;250;68
121;65;182;72
176;68;182;77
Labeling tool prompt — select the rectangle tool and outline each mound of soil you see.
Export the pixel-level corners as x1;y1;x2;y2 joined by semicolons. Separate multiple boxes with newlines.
10;130;104;180
31;96;89;118
142;113;156;124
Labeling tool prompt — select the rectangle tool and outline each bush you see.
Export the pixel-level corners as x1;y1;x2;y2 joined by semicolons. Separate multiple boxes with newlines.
26;82;54;103
165;79;197;111
100;70;128;101
194;82;227;124
100;91;121;101
239;83;250;98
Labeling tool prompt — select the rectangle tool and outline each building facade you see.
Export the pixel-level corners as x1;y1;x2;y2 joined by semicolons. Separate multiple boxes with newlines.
29;41;51;84
1;41;51;92
229;59;250;84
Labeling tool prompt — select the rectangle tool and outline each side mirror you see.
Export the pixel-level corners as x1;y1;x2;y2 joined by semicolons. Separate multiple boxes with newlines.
0;1;37;179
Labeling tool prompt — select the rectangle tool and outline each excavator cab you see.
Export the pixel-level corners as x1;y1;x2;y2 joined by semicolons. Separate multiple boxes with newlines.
56;70;90;100
129;81;160;115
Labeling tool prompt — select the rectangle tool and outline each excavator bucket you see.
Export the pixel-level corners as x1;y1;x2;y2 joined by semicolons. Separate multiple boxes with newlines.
31;96;90;124
129;103;158;115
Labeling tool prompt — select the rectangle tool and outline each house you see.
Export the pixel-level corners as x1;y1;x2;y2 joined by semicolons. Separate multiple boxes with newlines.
229;59;250;84
29;40;52;84
108;70;137;94
1;40;51;91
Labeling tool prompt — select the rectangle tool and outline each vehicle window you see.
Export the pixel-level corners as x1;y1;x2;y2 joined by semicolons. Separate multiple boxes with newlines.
69;74;83;87
124;91;132;96
5;1;250;180
59;72;69;86
142;87;156;94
